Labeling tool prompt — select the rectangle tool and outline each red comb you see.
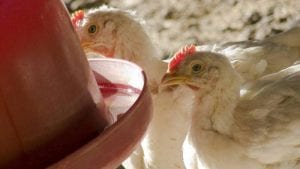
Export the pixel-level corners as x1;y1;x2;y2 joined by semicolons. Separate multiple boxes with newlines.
71;10;84;28
169;44;196;72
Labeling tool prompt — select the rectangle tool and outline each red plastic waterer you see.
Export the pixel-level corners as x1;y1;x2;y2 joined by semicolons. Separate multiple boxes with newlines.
0;1;152;169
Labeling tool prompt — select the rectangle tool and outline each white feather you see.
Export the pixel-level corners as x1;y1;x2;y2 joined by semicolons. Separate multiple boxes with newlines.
176;51;300;169
197;26;300;84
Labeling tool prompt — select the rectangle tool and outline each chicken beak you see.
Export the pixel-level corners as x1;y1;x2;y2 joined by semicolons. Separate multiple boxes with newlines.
80;41;115;57
81;41;94;49
81;41;98;54
160;73;188;87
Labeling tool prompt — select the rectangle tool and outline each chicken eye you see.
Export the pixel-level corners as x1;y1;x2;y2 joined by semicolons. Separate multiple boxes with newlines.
88;25;97;34
192;64;202;73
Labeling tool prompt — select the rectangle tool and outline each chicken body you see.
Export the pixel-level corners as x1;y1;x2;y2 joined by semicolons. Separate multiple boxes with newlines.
142;86;195;169
73;6;192;169
197;26;300;84
162;48;300;169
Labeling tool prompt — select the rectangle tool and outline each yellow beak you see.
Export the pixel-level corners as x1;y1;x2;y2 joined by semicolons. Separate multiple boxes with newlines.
81;41;94;49
160;73;189;87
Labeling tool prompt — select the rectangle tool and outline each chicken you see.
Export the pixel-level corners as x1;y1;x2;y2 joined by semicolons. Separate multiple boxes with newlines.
71;6;165;87
197;26;300;84
161;45;300;169
72;6;194;169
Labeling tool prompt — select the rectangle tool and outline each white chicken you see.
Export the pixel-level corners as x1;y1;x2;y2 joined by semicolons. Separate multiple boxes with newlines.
72;6;194;169
197;26;300;83
71;6;165;87
161;45;300;169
